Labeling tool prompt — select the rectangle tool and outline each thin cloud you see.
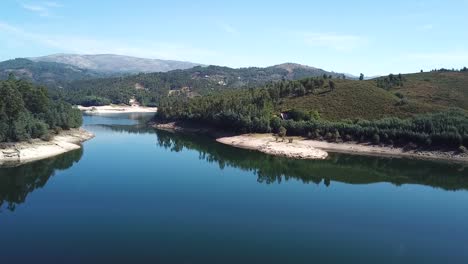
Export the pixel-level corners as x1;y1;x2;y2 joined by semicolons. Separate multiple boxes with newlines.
0;21;219;62
299;32;366;51
44;1;62;7
418;24;433;31
21;3;49;16
20;1;62;17
219;23;240;36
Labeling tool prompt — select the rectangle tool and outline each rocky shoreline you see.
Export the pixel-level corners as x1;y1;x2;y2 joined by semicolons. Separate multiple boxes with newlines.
217;134;328;160
0;128;94;167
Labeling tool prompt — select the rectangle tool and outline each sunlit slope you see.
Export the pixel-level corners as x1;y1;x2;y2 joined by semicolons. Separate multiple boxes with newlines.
279;78;440;121
390;71;468;110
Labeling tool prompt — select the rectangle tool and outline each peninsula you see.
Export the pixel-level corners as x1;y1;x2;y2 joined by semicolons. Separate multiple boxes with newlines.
0;129;94;167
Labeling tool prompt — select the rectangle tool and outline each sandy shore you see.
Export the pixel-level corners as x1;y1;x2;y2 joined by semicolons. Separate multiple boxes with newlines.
0;128;94;167
217;134;328;160
77;105;157;114
217;134;468;163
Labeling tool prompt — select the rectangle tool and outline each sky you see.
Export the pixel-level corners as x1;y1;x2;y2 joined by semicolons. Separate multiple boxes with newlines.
0;0;467;76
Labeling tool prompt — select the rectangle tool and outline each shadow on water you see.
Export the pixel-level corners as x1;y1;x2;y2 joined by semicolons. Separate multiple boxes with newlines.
0;148;83;212
152;129;468;191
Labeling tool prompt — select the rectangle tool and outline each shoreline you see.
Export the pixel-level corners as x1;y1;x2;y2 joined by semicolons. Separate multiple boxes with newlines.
0;128;94;167
77;105;157;114
153;122;468;163
218;134;468;164
217;134;328;160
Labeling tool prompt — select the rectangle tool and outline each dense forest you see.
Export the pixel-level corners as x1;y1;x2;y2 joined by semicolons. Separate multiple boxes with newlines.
155;76;468;150
0;77;82;142
48;64;346;106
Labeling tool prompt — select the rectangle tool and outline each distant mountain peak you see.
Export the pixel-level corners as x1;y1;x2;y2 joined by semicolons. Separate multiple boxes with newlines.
272;63;319;71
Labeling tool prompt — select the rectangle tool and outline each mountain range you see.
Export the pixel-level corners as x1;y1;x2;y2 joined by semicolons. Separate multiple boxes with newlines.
0;54;348;90
28;54;201;74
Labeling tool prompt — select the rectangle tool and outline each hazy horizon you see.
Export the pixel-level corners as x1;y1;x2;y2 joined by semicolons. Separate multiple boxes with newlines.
1;0;468;76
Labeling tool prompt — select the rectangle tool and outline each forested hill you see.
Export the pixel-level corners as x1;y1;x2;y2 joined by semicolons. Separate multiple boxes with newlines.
0;78;82;142
0;58;109;88
155;70;468;151
59;63;346;106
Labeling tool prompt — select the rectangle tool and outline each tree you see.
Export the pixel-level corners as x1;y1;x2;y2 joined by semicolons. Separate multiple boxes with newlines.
295;85;306;96
311;111;320;120
0;79;83;143
334;130;341;142
278;126;287;140
359;73;364;81
270;116;281;132
373;133;380;145
0;82;24;120
329;80;336;91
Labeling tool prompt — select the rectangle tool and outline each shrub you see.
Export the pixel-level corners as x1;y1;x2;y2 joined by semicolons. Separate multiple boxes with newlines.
459;146;468;154
344;134;353;142
278;126;287;138
334;131;341;142
395;92;404;99
41;133;53;141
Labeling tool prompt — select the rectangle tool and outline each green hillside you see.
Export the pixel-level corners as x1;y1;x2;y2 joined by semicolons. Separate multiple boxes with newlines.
389;71;468;110
156;72;468;150
277;70;468;121
278;79;437;121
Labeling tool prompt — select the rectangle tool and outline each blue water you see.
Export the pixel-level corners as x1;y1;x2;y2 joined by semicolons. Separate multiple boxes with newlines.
1;113;467;263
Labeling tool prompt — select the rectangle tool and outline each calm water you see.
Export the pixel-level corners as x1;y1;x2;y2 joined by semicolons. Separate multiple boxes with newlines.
1;113;468;263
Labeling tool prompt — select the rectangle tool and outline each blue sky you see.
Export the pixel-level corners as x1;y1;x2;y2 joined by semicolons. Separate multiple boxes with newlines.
1;0;467;75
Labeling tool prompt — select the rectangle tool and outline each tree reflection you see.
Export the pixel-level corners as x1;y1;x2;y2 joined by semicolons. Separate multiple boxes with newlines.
0;148;83;212
154;129;468;191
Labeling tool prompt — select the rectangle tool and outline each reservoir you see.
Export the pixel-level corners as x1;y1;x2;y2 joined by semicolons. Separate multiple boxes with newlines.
1;113;467;263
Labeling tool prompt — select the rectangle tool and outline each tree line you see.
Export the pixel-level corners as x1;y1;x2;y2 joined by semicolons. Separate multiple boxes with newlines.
376;74;405;90
0;77;82;142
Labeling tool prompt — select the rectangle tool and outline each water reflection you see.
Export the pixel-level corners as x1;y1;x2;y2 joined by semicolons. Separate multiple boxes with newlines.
154;129;468;191
0;148;83;212
2;116;466;213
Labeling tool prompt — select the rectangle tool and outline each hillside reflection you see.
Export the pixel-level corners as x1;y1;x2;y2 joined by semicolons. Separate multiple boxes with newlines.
153;129;468;191
0;148;83;212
